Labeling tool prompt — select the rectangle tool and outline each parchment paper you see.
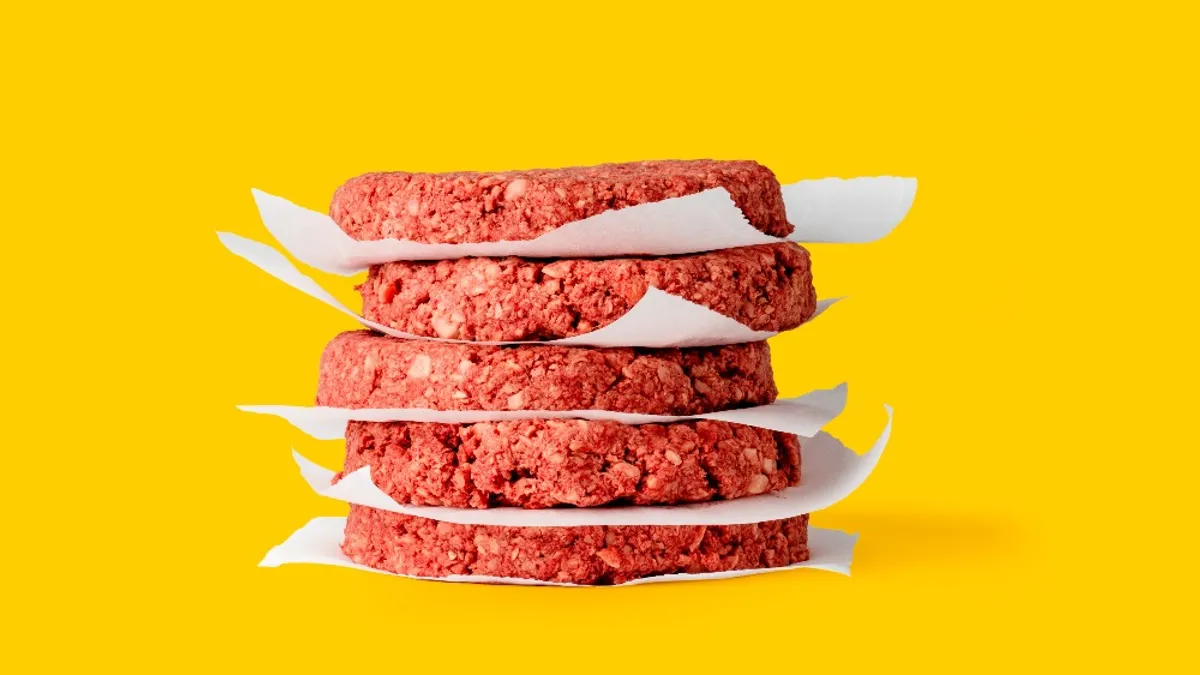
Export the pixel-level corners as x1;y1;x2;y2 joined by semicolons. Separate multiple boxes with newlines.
250;175;916;272
289;405;890;527
258;516;858;585
239;383;848;440
218;231;839;348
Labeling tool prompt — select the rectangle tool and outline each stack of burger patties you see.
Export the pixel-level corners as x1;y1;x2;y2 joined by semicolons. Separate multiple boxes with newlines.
312;160;819;584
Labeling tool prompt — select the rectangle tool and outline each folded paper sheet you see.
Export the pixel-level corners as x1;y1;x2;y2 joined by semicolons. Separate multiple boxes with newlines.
259;516;858;586
290;405;890;527
240;383;849;441
251;176;917;272
218;231;838;348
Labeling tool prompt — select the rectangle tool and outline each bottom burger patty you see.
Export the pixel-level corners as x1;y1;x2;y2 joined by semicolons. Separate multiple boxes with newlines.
341;505;810;585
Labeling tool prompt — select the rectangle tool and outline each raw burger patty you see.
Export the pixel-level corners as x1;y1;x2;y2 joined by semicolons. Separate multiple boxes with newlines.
359;243;815;341
330;159;792;244
342;505;810;585
337;419;801;509
316;331;776;415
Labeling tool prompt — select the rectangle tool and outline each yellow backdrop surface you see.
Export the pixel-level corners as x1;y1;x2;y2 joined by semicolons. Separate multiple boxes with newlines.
2;2;1195;672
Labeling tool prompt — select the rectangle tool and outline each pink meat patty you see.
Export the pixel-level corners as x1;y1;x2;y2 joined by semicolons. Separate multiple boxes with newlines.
359;243;815;341
342;505;810;585
330;159;792;244
316;331;777;415
337;419;801;509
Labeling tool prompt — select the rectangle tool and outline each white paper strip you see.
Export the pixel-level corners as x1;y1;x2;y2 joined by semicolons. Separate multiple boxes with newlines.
289;405;890;527
781;177;917;243
239;383;849;441
258;516;858;585
217;231;839;348
250;176;916;272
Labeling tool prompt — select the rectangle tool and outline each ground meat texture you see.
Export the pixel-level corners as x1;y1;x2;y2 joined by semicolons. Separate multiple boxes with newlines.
337;419;801;509
358;243;815;341
342;505;810;585
330;159;792;244
316;331;777;415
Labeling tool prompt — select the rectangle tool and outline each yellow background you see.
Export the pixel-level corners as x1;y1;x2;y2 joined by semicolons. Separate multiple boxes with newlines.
3;2;1195;672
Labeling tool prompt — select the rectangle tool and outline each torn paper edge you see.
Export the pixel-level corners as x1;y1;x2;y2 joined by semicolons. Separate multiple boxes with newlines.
239;383;849;441
288;404;890;527
258;516;858;585
217;231;840;348
249;175;916;273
